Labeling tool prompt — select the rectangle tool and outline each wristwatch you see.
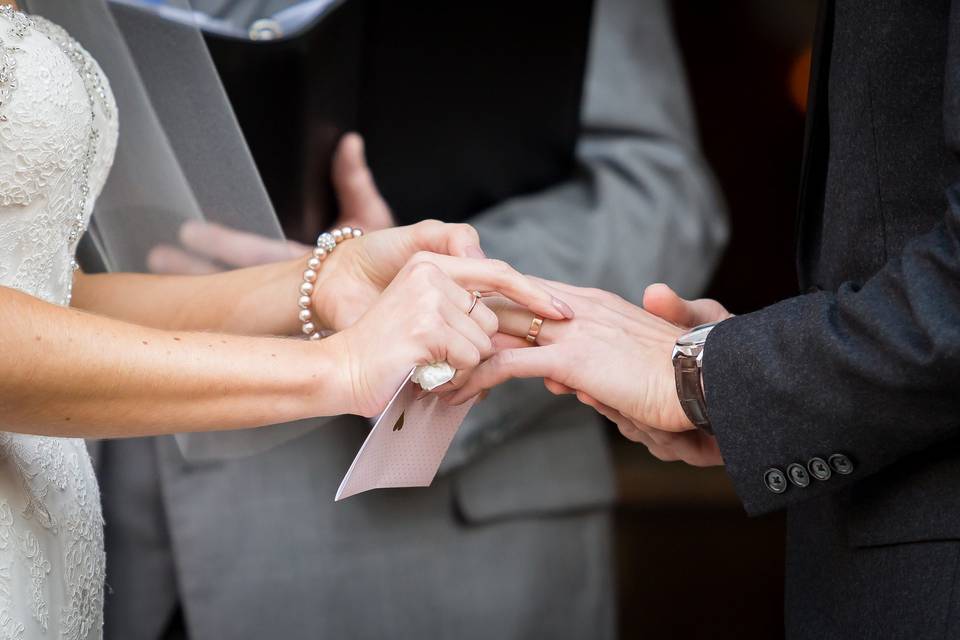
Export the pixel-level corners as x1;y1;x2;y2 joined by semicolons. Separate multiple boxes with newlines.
671;322;720;434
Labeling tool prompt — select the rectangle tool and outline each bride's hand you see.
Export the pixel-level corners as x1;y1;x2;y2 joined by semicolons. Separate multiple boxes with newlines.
313;220;573;331
310;220;491;331
322;254;572;417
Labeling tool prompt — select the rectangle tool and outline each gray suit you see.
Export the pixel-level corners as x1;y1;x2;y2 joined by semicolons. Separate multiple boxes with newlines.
97;0;727;638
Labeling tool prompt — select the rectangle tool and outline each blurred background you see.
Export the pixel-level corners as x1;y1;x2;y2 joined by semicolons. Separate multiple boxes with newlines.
615;1;816;637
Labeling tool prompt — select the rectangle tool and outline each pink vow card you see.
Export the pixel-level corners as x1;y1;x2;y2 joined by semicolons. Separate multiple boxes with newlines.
335;369;477;501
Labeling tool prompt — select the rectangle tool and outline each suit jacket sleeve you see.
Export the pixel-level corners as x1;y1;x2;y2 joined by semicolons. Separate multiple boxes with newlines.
705;185;960;516
441;0;728;471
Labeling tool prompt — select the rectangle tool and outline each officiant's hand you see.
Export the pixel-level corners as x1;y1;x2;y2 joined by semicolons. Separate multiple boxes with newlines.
327;133;395;233
324;255;571;418
146;133;393;275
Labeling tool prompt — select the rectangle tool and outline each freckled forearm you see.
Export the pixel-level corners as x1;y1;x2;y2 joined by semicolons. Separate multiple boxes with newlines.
0;285;349;438
70;258;303;336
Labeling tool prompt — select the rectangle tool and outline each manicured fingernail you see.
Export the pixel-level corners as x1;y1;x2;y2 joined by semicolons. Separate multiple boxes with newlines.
552;297;575;319
465;245;486;259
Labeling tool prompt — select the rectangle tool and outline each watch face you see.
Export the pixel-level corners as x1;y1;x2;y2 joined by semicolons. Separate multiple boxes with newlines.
677;322;718;347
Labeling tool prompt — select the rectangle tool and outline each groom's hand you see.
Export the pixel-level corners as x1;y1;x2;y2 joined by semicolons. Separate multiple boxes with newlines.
451;279;693;432
572;390;723;467
454;280;734;467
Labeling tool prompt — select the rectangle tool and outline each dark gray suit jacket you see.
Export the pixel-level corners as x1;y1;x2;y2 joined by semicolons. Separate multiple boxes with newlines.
704;1;960;637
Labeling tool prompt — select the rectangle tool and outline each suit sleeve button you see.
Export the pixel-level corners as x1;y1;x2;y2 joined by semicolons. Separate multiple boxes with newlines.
828;453;854;475
763;468;788;494
808;457;832;481
786;463;810;487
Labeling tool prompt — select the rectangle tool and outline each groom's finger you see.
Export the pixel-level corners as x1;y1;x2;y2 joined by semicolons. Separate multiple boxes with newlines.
483;295;566;344
429;368;472;394
592;404;684;462
643;283;730;328
448;345;564;404
591;403;653;445
575;394;660;447
642;283;696;326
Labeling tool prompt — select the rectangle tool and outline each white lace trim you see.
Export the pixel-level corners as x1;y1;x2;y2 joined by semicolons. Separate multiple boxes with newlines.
0;6;115;639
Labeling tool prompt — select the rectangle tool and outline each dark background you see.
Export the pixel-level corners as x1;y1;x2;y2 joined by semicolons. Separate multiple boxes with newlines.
613;1;817;638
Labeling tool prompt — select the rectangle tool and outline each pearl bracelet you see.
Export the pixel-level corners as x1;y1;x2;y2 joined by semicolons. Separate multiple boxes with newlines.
298;225;363;340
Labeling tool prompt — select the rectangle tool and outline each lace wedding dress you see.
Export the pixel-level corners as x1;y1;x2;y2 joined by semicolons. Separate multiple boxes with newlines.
0;6;118;639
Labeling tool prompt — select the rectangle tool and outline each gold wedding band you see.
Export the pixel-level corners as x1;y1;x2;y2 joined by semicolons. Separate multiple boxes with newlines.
525;316;544;344
467;290;483;315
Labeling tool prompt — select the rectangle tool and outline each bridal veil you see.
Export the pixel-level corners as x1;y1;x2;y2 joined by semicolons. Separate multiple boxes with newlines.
21;0;327;460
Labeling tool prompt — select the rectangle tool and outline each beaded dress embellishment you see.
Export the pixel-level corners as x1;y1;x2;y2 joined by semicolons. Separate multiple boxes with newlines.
0;6;118;639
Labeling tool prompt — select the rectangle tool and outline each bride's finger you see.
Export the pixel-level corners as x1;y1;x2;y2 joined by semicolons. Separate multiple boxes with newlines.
430;276;499;337
468;302;499;338
527;276;647;320
433;327;482;372
440;302;493;361
407;253;574;321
